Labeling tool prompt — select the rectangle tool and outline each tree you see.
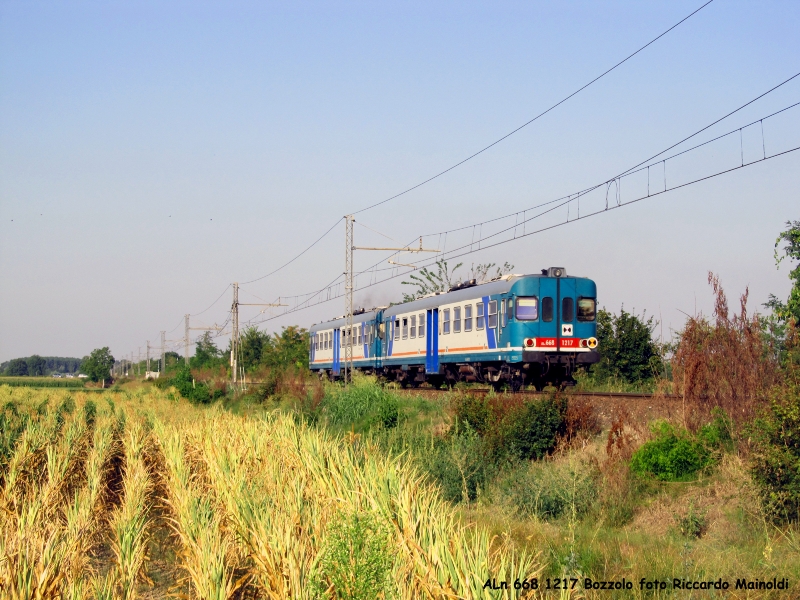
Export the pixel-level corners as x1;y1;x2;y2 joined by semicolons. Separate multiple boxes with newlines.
81;347;115;383
401;260;514;302
192;332;222;369
765;220;800;326
592;307;660;383
239;326;270;371
26;355;46;376
6;358;28;376
262;326;309;370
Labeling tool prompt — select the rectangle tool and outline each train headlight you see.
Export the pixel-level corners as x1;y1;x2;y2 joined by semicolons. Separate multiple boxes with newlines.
525;338;535;347
586;337;598;349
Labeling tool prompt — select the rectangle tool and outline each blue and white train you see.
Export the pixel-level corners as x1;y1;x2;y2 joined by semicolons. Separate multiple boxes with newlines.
309;267;599;389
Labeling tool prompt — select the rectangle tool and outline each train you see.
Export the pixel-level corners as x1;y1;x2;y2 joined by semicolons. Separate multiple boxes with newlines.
308;267;599;389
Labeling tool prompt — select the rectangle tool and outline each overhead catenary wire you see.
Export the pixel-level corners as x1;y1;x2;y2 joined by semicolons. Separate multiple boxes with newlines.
239;217;343;285
246;142;800;328
351;0;716;215
238;96;800;326
149;1;716;337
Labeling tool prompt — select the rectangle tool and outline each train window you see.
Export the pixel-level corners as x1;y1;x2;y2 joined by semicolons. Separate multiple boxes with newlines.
402;318;408;339
326;332;330;350
410;315;416;338
323;333;327;350
488;300;498;328
443;308;450;334
507;298;514;321
453;307;461;333
542;297;554;322
360;325;365;345
477;302;485;330
500;300;506;327
516;297;538;321
418;313;425;338
562;298;574;322
464;305;473;331
394;319;400;341
577;298;597;322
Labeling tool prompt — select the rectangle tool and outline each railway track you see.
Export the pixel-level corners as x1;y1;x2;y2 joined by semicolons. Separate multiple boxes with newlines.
392;386;673;400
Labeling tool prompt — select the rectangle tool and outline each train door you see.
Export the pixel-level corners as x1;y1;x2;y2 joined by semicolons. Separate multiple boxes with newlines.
425;308;439;373
332;329;341;375
539;278;558;347
559;278;578;351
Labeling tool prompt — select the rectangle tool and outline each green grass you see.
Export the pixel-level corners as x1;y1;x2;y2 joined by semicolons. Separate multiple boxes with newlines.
0;376;86;388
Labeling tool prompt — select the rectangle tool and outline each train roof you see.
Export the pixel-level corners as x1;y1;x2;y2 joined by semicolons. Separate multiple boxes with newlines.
309;269;593;328
383;271;590;316
309;309;379;332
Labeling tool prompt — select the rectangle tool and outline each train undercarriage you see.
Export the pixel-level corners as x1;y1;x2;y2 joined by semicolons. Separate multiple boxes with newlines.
319;351;599;391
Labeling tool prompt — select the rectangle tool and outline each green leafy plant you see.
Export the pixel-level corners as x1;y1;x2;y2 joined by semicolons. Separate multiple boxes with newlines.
317;510;395;600
630;421;711;481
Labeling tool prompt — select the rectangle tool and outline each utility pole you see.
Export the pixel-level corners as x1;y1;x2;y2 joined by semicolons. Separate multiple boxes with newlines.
185;314;190;365
160;331;166;374
185;315;224;370
344;215;354;384
344;217;439;385
138;347;141;376
146;341;150;375
229;282;286;387
231;283;239;385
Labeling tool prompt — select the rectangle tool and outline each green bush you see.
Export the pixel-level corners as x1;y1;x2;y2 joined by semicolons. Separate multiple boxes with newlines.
323;376;400;429
630;421;711;481
170;365;214;404
506;396;566;461
316;509;394;599
498;457;598;521
420;424;488;503
750;369;800;523
452;393;566;462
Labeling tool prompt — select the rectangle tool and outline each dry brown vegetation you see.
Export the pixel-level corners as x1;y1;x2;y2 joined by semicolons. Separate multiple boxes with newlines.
672;272;780;429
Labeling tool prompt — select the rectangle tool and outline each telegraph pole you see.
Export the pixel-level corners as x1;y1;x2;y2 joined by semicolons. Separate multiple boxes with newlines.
184;314;190;365
146;341;150;374
229;282;286;387
344;215;354;384
344;217;439;385
160;331;166;374
231;283;239;385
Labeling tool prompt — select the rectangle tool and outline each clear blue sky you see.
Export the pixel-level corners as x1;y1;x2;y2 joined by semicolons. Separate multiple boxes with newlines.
1;0;798;361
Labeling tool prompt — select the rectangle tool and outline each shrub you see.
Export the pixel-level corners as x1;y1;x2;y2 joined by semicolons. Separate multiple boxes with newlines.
316;509;394;599
451;393;566;462
672;273;778;428
323;376;400;429
170;364;214;404
498;457;598;521
630;421;710;481
749;328;800;523
505;396;566;461
420;424;488;503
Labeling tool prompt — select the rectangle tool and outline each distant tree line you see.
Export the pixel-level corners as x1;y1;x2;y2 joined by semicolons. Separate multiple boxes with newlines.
1;355;83;377
189;326;309;372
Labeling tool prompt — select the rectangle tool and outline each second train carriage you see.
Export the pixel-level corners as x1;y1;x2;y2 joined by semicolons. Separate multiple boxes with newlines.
309;267;599;389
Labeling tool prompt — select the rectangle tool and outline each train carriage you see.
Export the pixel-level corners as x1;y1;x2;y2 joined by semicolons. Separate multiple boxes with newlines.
309;267;599;389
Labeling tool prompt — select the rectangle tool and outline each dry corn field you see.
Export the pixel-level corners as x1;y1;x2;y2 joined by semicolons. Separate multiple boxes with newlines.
0;386;540;599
